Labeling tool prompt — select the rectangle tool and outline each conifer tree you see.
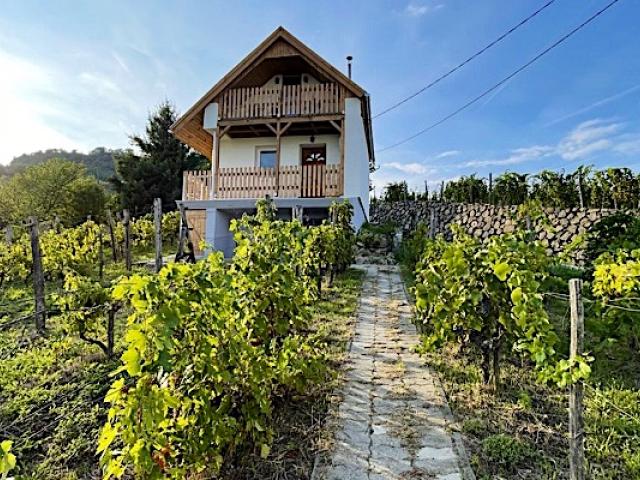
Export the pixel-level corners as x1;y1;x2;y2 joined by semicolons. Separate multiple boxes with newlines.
112;102;209;215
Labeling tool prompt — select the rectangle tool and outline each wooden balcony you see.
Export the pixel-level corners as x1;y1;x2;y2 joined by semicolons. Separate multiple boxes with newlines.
183;164;343;201
219;83;343;121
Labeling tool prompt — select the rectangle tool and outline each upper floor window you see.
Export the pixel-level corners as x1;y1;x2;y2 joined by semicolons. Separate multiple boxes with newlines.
257;148;277;169
274;74;310;86
282;74;302;86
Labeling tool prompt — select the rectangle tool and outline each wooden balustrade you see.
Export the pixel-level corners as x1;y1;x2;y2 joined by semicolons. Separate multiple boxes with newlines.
219;83;342;120
182;170;212;201
182;165;343;201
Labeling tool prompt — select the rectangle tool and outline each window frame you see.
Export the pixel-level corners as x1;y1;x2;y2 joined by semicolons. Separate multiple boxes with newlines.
255;145;278;169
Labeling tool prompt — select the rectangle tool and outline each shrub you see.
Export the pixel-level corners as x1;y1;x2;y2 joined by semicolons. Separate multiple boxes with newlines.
395;223;429;274
585;212;640;266
591;249;640;348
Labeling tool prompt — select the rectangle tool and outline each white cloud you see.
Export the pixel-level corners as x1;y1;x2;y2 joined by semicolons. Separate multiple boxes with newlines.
436;150;460;159
462;119;638;169
544;84;640;127
465;145;554;168
556;119;622;160
613;134;640;155
383;161;430;174
404;2;443;17
79;72;121;94
0;50;86;164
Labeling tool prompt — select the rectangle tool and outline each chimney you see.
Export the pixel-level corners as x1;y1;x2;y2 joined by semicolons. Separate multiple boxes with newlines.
346;56;353;79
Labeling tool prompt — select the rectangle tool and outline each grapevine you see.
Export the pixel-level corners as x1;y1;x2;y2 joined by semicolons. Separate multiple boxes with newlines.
413;224;590;389
97;199;356;479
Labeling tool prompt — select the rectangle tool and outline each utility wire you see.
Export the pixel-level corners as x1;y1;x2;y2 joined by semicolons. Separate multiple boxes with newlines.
373;0;559;119
377;0;621;153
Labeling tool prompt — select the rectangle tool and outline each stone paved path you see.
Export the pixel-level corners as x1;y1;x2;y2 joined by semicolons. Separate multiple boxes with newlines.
320;264;473;480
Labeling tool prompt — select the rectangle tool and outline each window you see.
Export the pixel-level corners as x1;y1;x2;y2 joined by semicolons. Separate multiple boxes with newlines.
258;149;277;169
282;74;301;86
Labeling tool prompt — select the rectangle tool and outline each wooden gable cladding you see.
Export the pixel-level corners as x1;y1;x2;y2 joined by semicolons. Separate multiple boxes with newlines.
263;38;298;59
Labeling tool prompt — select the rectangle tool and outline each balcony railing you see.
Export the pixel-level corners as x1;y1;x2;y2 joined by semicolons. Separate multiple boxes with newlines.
183;164;343;201
219;83;343;120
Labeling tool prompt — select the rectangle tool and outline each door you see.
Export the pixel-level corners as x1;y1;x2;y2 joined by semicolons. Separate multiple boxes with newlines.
301;146;326;198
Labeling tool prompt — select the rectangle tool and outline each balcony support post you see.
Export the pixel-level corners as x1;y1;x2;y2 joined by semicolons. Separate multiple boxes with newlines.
275;121;281;196
339;118;345;196
330;119;345;197
211;128;219;199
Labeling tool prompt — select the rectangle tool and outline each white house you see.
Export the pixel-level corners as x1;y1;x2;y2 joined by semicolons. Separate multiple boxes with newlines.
172;27;375;257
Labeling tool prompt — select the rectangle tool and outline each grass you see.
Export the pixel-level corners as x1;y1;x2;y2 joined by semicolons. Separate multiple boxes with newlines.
0;267;365;479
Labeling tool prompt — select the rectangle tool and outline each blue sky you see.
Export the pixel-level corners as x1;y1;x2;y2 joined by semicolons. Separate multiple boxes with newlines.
1;0;639;192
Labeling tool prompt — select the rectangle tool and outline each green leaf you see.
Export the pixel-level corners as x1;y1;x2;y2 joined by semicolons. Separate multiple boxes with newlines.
510;287;523;304
121;348;141;376
493;262;511;281
97;422;118;454
260;443;270;459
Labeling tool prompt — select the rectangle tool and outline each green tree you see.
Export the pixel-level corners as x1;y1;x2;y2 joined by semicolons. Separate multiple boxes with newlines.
0;158;106;225
111;102;209;216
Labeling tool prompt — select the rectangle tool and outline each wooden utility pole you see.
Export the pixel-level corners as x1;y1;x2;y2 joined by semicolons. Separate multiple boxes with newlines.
28;217;46;333
5;225;13;245
569;278;585;480
440;181;445;202
123;209;132;272
153;198;163;273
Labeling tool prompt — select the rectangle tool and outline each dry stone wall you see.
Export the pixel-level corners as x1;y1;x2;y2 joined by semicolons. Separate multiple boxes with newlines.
371;201;619;262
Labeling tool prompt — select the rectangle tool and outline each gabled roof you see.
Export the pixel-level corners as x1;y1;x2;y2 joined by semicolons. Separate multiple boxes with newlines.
171;27;375;166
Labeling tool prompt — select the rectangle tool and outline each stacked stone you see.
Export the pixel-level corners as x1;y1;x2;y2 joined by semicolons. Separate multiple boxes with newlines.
370;202;622;264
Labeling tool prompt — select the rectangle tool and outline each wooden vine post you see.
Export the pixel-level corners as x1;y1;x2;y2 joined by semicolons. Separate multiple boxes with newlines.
488;172;493;205
5;225;13;245
98;224;105;280
577;173;585;209
154;198;163;273
569;278;585;480
429;207;439;239
107;306;116;359
28;217;46;333
106;209;118;261
123;209;132;272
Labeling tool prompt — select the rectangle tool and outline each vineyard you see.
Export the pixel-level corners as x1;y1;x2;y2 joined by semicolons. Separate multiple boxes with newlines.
2;193;639;479
0;199;362;479
378;166;640;210
393;202;640;479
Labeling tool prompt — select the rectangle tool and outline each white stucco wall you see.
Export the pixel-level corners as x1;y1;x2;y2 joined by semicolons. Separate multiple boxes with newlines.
343;97;370;220
219;134;340;168
263;73;320;87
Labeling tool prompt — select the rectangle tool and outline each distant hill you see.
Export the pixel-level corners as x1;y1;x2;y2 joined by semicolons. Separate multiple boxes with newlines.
1;147;123;181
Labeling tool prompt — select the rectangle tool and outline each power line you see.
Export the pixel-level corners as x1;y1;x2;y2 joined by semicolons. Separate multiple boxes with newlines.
377;0;621;153
373;0;559;119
